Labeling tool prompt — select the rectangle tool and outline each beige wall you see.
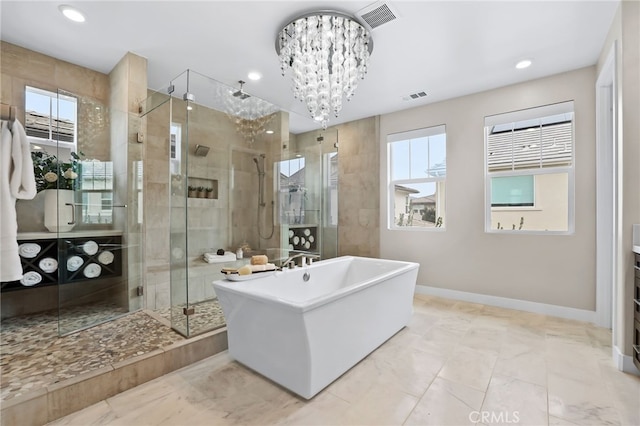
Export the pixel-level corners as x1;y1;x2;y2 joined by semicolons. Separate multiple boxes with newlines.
597;1;640;359
380;67;597;311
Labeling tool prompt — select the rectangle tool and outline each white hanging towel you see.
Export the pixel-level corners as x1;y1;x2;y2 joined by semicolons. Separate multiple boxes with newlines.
1;119;37;282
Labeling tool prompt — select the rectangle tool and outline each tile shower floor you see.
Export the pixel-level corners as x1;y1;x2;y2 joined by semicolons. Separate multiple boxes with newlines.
0;299;226;402
155;298;227;336
50;295;640;426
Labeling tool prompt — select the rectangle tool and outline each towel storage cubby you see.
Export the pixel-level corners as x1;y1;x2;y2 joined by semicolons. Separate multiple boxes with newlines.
1;234;123;292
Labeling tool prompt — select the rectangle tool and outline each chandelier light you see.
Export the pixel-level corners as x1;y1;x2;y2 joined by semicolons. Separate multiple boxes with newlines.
276;11;373;129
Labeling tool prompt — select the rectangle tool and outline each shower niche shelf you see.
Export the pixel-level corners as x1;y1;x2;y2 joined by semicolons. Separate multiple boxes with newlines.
187;177;218;199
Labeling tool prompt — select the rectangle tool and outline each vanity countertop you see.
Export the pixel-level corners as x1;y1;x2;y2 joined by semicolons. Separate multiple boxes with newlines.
18;230;124;240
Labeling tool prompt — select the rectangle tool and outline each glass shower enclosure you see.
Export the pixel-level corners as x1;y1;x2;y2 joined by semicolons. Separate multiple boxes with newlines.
141;70;338;337
13;87;143;336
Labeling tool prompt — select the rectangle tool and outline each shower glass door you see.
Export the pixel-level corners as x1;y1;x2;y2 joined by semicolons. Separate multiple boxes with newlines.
50;89;142;335
146;68;334;337
277;129;340;259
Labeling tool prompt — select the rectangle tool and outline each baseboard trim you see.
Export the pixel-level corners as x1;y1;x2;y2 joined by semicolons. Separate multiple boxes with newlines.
415;284;597;324
613;345;640;376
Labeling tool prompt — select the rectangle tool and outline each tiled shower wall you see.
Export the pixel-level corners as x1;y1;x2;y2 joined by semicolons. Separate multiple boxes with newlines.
108;52;147;312
335;116;380;258
143;92;286;310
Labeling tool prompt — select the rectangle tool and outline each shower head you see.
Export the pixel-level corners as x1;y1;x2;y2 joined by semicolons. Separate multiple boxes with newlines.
233;90;250;100
233;80;250;100
194;144;210;157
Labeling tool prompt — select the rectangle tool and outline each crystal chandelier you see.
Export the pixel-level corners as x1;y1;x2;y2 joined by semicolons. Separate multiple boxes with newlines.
276;11;373;129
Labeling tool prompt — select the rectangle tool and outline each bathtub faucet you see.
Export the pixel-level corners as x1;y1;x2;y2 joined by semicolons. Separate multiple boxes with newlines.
282;253;320;268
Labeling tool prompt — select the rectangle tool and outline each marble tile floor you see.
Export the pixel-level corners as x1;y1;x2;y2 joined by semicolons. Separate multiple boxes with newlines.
50;295;640;426
1;304;185;402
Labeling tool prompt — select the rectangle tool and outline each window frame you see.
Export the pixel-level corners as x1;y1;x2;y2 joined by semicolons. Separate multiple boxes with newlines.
25;86;78;152
387;125;446;231
78;160;115;226
484;101;575;235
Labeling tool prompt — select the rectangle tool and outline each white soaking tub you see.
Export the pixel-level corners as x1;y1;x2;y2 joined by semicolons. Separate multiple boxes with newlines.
213;255;419;399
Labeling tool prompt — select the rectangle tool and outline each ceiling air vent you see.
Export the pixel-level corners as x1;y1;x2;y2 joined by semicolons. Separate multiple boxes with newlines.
402;91;428;101
356;1;399;31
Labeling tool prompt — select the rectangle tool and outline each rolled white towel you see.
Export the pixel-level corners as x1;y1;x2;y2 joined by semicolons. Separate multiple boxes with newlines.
20;271;42;286
83;263;102;278
98;251;114;265
38;257;58;273
67;255;84;272
83;240;99;255
18;243;41;258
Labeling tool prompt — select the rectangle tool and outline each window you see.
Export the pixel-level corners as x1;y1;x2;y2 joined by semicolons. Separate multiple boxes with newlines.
485;101;574;233
324;152;338;227
170;122;181;174
25;86;77;152
277;157;306;224
491;176;534;207
387;125;446;229
79;160;114;224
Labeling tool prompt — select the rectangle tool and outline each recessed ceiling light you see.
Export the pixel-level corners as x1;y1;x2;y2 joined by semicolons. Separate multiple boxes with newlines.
59;4;86;22
247;71;262;81
515;59;532;69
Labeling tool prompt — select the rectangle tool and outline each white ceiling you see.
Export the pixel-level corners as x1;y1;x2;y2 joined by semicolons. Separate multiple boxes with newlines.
1;1;619;133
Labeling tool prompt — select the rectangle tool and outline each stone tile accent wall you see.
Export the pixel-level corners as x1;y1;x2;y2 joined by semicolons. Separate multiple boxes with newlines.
0;41;111;161
334;117;380;258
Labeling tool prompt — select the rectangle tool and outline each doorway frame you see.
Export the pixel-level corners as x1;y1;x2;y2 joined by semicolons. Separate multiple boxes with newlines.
595;41;619;354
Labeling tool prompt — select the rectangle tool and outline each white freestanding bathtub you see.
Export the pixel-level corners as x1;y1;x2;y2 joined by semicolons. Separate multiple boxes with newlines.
212;256;419;399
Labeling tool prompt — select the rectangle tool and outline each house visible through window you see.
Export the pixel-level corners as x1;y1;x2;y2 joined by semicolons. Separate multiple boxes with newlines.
170;123;181;174
25;86;77;154
485;101;574;232
387;125;446;229
491;175;534;207
278;157;306;225
80;160;114;224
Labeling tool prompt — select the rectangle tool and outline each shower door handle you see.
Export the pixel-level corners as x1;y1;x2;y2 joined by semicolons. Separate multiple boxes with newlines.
65;202;76;225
